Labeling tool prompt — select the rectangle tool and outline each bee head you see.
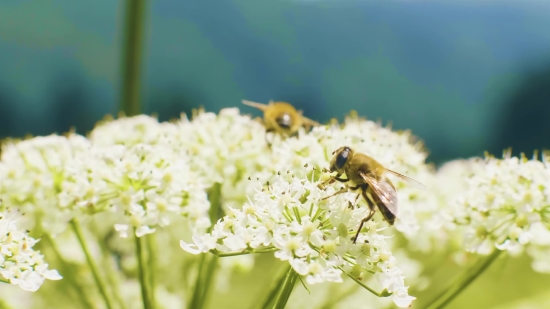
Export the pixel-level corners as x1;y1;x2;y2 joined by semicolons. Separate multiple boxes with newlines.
275;113;293;131
329;146;353;173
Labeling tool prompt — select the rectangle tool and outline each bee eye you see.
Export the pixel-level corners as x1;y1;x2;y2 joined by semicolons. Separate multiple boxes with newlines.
335;150;349;169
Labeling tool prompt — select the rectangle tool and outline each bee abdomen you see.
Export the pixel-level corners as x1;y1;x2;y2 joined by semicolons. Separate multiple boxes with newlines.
378;205;396;225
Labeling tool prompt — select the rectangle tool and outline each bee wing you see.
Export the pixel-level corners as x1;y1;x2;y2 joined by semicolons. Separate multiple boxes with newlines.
385;169;427;190
242;100;269;111
359;171;399;216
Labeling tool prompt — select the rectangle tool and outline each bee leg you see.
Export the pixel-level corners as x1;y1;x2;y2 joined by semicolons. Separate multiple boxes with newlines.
349;193;361;209
353;209;376;244
322;186;349;200
319;174;339;188
318;173;342;190
352;189;377;243
322;184;360;200
333;176;350;184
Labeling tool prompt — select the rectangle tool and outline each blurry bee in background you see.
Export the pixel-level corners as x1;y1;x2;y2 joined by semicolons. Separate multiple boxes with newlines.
320;146;426;243
241;100;320;138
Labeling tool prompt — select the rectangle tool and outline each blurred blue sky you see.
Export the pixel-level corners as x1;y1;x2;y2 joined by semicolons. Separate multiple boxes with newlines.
0;0;549;163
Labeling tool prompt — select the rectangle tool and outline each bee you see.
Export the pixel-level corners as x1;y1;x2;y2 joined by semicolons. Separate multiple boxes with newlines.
241;99;320;137
320;146;426;243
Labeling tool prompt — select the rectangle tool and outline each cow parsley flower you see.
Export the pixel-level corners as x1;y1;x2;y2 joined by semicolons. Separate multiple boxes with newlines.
181;171;415;308
445;152;550;273
89;114;170;147
168;108;270;205
0;209;62;291
0;134;94;233
90;143;211;237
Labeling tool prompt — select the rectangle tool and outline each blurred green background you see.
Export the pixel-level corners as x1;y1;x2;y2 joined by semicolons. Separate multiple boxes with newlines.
0;0;549;165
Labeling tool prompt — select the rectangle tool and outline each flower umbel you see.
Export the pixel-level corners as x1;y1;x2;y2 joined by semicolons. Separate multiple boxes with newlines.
0;134;94;233
0;209;62;291
181;171;415;308
443;152;550;272
90;143;211;237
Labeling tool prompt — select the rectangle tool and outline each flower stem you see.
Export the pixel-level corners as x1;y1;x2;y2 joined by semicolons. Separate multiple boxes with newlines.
70;219;115;309
188;183;223;309
43;233;95;309
199;255;219;308
342;269;390;297
146;234;158;308
99;242;127;309
120;0;146;116
135;231;153;309
188;254;208;309
258;266;292;309
425;249;502;309
272;267;299;309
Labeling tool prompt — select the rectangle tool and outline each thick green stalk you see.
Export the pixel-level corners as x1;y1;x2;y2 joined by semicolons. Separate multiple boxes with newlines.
272;267;299;309
188;183;223;309
188;254;208;309
135;231;152;309
199;255;219;308
96;234;127;309
425;249;502;309
43;233;95;309
120;0;146;116
71;219;115;309
258;266;292;309
146;234;158;308
104;259;127;309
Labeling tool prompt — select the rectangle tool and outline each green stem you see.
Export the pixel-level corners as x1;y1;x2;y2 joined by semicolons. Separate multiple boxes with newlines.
272;267;299;309
135;232;152;309
188;183;223;309
425;249;502;309
105;260;127;309
188;254;208;309
71;219;115;309
43;233;95;309
258;266;292;309
120;0;146;116
96;235;127;309
341;268;390;297
200;255;219;309
146;234;158;308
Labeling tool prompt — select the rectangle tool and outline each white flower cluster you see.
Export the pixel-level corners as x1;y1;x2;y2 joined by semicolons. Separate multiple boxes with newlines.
0;134;94;234
89;114;169;147
92;143;211;237
0;209;62;291
0;117;211;238
181;172;416;308
440;153;550;273
168;108;270;206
